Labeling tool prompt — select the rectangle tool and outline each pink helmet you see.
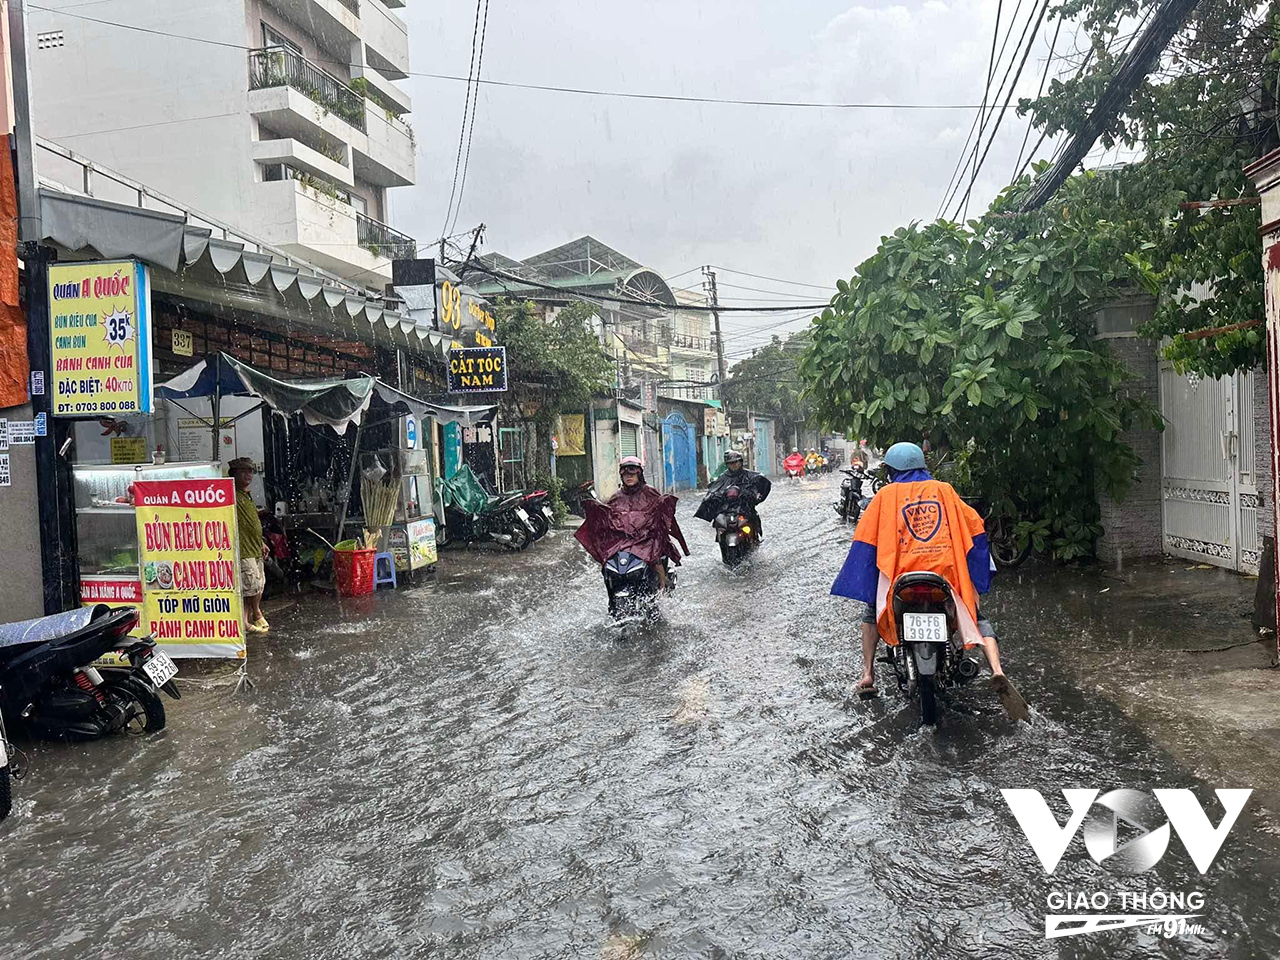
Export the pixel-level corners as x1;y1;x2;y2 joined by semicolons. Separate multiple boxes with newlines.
619;455;643;471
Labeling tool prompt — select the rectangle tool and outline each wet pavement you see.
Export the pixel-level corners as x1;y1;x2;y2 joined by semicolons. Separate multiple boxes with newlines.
4;474;1280;959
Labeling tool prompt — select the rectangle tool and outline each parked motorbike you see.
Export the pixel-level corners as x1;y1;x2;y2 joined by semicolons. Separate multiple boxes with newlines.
834;464;870;523
438;467;538;550
513;489;556;540
880;572;984;726
0;605;180;741
442;494;536;550
602;551;673;622
712;485;761;567
563;479;596;518
960;496;1033;569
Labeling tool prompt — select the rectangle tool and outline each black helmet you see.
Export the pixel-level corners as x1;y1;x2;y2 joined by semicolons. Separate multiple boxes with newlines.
725;449;744;466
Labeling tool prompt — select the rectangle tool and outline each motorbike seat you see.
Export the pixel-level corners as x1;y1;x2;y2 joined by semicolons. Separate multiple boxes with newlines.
893;571;953;596
0;605;108;650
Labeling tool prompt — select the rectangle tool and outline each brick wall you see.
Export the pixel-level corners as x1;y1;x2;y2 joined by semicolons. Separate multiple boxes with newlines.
1096;334;1164;562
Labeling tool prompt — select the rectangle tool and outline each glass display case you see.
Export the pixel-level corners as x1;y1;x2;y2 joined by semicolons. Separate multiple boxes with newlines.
73;461;221;578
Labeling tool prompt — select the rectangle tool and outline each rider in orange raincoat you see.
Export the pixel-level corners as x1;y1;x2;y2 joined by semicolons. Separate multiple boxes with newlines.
830;441;1028;720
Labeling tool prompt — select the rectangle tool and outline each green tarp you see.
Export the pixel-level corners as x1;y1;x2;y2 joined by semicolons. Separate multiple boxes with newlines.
435;464;492;516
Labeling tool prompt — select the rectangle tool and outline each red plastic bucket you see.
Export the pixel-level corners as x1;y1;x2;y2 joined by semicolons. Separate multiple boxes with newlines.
333;548;376;597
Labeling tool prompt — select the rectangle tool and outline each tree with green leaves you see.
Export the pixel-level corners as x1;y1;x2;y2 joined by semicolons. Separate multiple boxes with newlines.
801;0;1280;558
725;332;813;436
1022;0;1279;376
800;168;1163;559
493;298;617;416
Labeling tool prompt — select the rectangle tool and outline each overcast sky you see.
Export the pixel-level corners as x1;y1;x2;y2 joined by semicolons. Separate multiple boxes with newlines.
396;1;1091;357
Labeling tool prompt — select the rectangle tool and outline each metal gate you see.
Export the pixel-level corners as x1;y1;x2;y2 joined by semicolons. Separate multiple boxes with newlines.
1160;366;1259;573
661;412;697;491
498;426;524;492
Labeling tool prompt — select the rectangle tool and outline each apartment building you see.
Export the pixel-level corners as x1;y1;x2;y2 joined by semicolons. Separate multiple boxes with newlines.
30;0;417;290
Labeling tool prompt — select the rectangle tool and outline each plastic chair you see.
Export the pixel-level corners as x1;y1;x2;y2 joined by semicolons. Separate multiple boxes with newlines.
373;552;397;590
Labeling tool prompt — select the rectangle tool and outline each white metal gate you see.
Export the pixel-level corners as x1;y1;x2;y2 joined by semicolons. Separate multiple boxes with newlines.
1160;366;1259;573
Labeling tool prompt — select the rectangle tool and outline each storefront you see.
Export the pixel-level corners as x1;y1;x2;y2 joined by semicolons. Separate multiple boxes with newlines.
32;181;460;637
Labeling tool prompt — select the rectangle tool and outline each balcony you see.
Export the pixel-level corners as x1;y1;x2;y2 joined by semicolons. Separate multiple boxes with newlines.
362;0;410;78
264;0;360;58
671;333;717;353
358;106;415;187
255;176;395;283
249;47;366;133
357;213;416;260
253;137;354;189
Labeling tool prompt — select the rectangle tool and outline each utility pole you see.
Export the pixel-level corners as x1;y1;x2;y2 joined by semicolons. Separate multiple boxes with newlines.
703;266;727;415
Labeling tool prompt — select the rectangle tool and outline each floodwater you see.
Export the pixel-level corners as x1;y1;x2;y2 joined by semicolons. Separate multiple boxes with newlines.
3;475;1279;959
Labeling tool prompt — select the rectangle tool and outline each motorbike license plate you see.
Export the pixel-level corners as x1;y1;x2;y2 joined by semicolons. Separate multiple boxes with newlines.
903;613;947;643
515;507;530;521
542;505;554;519
142;649;179;687
0;736;6;767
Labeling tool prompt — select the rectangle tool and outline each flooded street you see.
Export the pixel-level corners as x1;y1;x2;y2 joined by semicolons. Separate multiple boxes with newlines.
4;475;1280;959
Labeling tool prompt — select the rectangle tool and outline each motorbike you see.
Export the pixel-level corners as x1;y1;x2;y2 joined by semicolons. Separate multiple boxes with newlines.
602;551;673;622
441;493;536;550
0;605;181;741
563;479;597;518
834;464;870;523
438;467;538;550
712;485;761;567
880;571;985;726
782;454;806;481
513;489;556;541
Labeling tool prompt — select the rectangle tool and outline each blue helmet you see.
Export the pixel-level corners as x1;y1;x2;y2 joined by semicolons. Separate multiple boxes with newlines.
883;441;926;472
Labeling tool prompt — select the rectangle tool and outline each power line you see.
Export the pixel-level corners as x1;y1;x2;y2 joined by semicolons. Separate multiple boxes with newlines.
463;261;830;312
439;0;485;244
953;0;1052;220
710;265;835;292
939;0;1019;218
1013;13;1064;180
715;281;825;300
28;6;999;112
1021;0;1201;211
449;0;491;238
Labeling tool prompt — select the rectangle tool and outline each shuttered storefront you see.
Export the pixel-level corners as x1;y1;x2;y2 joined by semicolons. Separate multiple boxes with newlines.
620;422;639;458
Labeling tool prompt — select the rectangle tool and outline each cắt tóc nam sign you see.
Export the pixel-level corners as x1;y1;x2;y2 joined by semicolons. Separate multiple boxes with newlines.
447;346;507;393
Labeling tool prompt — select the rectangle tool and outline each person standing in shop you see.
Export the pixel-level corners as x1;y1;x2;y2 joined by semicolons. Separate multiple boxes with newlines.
230;458;270;634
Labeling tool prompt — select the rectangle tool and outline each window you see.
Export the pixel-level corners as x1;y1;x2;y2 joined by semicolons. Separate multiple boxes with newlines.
262;22;301;55
350;194;368;216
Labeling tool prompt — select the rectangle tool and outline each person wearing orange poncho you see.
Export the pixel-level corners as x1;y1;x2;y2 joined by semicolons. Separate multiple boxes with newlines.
830;441;1028;720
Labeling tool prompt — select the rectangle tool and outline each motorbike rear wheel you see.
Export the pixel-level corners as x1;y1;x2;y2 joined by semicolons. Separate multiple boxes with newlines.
106;676;166;734
504;521;531;551
527;510;550;541
987;515;1032;569
918;674;939;726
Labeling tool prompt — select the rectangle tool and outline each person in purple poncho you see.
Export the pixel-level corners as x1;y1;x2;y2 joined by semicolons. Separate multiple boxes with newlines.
575;456;689;590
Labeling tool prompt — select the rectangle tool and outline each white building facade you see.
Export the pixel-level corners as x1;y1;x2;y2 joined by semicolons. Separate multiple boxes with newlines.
29;0;416;289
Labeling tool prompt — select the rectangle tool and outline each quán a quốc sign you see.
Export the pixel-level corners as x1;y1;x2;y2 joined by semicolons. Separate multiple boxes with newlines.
48;259;153;417
447;346;507;393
